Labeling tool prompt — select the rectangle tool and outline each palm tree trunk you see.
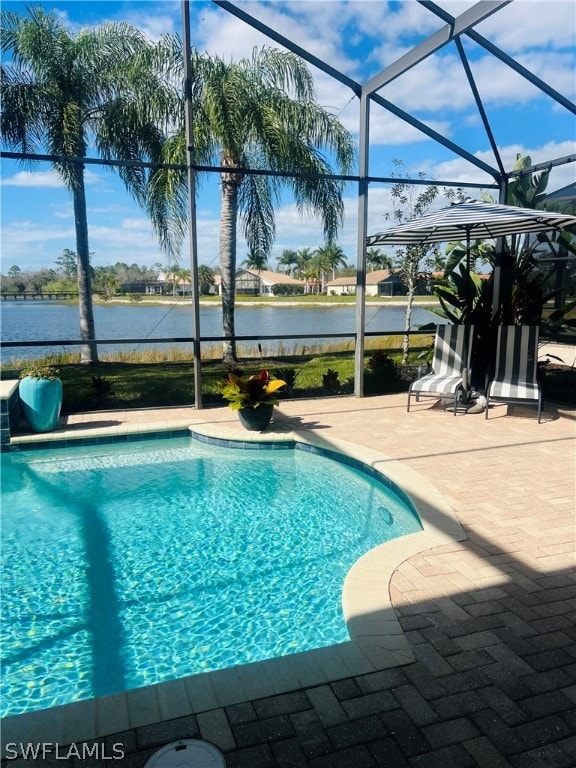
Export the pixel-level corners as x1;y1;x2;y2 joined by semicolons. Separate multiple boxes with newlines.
220;170;240;364
72;164;98;364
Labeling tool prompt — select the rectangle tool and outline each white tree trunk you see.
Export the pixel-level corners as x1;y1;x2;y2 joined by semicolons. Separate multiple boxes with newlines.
72;164;98;364
220;167;240;364
402;260;418;367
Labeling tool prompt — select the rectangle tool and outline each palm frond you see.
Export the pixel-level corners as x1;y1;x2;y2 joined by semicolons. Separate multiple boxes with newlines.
238;171;275;256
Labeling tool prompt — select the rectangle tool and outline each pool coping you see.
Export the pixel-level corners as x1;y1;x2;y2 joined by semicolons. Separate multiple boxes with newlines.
1;420;466;750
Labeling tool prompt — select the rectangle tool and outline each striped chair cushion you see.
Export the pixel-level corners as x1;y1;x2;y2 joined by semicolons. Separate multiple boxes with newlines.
413;373;465;395
489;380;540;400
488;326;540;402
411;324;471;396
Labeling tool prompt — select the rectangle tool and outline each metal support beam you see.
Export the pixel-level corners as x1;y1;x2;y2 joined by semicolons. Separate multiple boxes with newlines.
354;93;370;398
213;0;361;96
365;0;511;95
0;150;499;190
182;0;203;409
491;180;512;323
455;38;506;178
370;92;500;180
420;0;576;115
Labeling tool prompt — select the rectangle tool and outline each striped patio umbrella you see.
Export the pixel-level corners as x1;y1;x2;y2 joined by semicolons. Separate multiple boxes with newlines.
366;198;576;250
367;197;576;319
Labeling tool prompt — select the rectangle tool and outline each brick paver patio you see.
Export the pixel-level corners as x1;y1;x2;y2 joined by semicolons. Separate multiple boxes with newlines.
3;392;575;767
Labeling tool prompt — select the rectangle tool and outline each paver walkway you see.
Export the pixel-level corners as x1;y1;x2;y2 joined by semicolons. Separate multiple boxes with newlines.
3;393;575;767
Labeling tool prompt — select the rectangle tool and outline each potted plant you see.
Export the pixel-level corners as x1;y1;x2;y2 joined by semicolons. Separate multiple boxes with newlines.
218;369;286;431
19;365;63;433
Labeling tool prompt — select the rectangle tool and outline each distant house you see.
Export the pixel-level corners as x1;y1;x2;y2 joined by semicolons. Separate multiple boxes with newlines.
324;276;356;295
121;269;304;297
326;269;406;297
155;271;192;295
119;280;165;295
231;269;304;296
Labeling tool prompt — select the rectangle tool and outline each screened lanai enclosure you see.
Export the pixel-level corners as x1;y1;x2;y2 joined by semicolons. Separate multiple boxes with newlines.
2;0;575;409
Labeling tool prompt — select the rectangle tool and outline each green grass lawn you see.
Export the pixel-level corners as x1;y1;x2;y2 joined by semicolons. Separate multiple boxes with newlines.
2;336;435;413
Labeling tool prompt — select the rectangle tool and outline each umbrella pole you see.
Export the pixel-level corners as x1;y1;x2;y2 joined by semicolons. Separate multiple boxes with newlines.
462;227;472;404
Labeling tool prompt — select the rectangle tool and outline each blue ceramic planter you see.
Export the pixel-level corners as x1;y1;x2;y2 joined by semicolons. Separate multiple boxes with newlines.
19;376;63;433
238;403;274;431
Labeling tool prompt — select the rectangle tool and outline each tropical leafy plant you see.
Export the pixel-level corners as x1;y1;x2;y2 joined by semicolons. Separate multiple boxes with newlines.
274;368;298;394
218;369;286;410
322;368;341;391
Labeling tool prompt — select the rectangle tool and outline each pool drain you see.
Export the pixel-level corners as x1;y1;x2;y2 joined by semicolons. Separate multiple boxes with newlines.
143;739;226;768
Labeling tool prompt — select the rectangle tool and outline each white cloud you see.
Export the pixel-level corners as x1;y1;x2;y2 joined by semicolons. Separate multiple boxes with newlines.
1;220;74;243
417;139;576;197
369;112;453;147
351;0;442;50
368;47;574;115
2;171;64;189
269;135;576;263
2;169;101;188
478;0;576;52
129;12;180;41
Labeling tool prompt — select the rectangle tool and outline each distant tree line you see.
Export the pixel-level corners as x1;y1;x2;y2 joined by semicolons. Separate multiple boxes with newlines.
3;256;159;296
1;254;221;297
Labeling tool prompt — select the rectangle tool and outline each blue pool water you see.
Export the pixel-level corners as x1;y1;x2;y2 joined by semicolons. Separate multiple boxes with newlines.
1;437;421;717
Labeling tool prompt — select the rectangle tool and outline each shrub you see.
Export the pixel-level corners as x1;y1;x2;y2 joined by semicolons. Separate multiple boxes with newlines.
271;284;305;296
322;368;341;392
364;350;404;394
275;367;298;394
90;376;114;399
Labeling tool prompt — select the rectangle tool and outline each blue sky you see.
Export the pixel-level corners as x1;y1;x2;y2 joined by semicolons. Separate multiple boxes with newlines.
1;0;575;273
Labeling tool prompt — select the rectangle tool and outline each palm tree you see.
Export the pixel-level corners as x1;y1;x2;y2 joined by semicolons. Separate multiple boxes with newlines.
277;249;299;277
366;247;394;272
311;249;330;293
242;250;269;272
1;9;179;363
315;242;348;282
166;265;191;296
429;252;447;276
198;264;215;295
155;47;355;363
294;247;316;294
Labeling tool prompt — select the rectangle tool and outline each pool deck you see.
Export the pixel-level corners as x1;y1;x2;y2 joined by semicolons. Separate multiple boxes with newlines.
3;392;576;767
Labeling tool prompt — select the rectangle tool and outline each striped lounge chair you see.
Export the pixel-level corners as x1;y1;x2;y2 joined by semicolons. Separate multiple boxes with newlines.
485;325;542;422
407;324;472;415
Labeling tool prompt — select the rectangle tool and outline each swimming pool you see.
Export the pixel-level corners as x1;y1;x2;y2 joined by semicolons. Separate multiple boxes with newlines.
1;435;421;717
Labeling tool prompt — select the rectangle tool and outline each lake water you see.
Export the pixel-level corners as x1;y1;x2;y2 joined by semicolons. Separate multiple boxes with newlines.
0;300;443;363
